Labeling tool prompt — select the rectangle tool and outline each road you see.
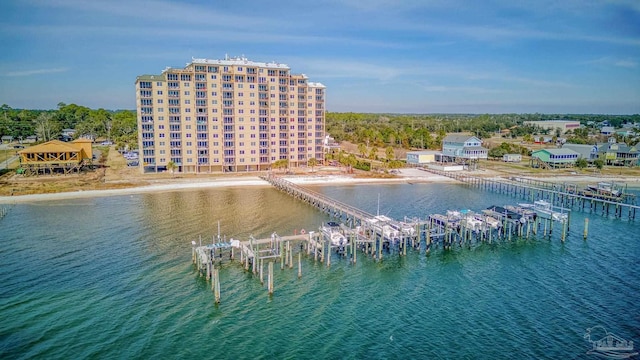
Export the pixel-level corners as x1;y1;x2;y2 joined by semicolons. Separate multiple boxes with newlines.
0;143;19;170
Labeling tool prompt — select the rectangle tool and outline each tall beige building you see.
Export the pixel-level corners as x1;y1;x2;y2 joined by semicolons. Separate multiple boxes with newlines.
135;56;326;173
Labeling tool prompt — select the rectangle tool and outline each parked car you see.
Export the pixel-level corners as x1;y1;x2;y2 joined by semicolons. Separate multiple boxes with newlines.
101;141;113;146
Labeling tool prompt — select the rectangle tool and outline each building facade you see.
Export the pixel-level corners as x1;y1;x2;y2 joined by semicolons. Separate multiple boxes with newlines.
523;120;580;134
135;56;326;173
406;150;439;165
530;148;579;168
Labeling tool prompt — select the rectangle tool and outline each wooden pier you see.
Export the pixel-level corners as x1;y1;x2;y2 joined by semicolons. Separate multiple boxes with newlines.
421;168;638;220
190;173;598;302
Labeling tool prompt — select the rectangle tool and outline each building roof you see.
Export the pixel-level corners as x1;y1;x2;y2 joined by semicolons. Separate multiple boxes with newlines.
136;74;166;83
601;126;615;132
189;56;290;70
72;138;93;143
407;150;440;155
18;140;81;154
532;148;579;156
308;82;326;88
443;134;480;143
563;143;596;159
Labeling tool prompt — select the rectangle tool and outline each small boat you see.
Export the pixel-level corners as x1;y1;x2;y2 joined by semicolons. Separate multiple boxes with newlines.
532;200;568;222
320;221;348;246
586;182;622;197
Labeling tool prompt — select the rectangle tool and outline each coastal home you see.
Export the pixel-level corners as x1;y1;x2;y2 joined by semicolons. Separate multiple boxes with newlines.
502;154;522;162
530;148;579;169
562;143;598;161
600;126;615;136
24;135;38;143
1;135;13;144
441;134;488;160
595;138;638;166
17;138;93;176
406;150;439;165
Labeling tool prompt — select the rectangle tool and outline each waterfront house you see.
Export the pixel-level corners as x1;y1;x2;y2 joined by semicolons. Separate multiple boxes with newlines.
441;134;488;160
595;138;638;166
562;143;598;161
1;135;13;144
530;148;579;169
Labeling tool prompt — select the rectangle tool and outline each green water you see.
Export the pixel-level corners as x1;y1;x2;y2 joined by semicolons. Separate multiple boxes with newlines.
1;184;638;359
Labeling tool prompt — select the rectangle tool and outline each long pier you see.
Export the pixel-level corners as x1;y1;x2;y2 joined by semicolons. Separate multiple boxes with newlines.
191;172;592;302
421;168;638;220
261;173;375;227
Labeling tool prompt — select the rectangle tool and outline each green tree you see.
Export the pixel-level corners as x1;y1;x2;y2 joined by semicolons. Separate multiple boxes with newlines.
357;143;367;157
368;146;378;160
272;159;289;172
575;157;588;170
594;158;604;170
307;157;318;172
167;161;177;177
385;146;395;162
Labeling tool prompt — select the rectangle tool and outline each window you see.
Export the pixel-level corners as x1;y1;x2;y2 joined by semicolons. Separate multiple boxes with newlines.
157;90;163;95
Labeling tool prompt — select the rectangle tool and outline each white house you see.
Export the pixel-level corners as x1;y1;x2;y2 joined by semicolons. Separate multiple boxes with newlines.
442;134;488;160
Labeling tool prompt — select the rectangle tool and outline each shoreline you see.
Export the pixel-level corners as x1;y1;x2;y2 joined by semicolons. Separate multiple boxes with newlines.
1;169;637;204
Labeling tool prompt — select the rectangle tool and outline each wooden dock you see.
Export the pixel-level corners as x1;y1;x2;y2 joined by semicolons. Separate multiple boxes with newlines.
190;173;596;301
421;168;638;220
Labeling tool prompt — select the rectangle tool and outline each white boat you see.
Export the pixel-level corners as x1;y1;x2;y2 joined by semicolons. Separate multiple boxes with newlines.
473;214;502;229
586;182;622;197
532;200;568;222
320;222;348;246
366;215;400;240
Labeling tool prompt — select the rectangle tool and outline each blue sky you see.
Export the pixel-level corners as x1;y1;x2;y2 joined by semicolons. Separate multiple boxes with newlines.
0;0;639;114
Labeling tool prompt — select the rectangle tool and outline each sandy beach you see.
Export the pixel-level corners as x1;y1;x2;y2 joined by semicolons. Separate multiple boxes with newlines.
1;168;637;204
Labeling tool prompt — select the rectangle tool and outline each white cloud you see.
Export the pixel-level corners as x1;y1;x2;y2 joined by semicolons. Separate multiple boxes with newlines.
4;67;69;77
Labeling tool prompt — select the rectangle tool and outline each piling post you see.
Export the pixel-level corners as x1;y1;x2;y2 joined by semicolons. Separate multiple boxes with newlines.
298;253;302;278
583;218;589;240
289;241;293;269
327;239;331;267
561;219;567;242
213;268;221;304
206;260;211;280
280;239;285;270
268;262;274;295
260;259;264;284
192;247;196;264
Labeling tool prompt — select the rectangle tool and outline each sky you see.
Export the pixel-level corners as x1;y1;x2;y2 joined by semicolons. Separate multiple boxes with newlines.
0;0;639;114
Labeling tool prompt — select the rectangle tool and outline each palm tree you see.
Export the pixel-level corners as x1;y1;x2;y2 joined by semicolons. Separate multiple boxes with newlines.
307;157;318;172
167;161;177;177
357;143;367;157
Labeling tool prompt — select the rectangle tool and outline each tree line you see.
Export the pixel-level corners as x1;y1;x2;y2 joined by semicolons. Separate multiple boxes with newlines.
0;103;137;148
326;112;640;150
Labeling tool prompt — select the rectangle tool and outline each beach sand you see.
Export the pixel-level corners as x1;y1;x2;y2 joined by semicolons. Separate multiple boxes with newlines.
1;168;637;204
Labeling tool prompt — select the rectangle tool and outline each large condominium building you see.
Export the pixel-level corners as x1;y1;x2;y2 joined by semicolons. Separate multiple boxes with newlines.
135;56;326;173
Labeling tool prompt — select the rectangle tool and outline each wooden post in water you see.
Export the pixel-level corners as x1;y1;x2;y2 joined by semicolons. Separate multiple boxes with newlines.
583;218;589;240
425;222;431;256
260;259;264;284
213;268;220;304
280;238;285;270
298;253;302;279
268;262;274;295
289;241;293;269
206;260;211;280
326;238;331;267
561;219;567;242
